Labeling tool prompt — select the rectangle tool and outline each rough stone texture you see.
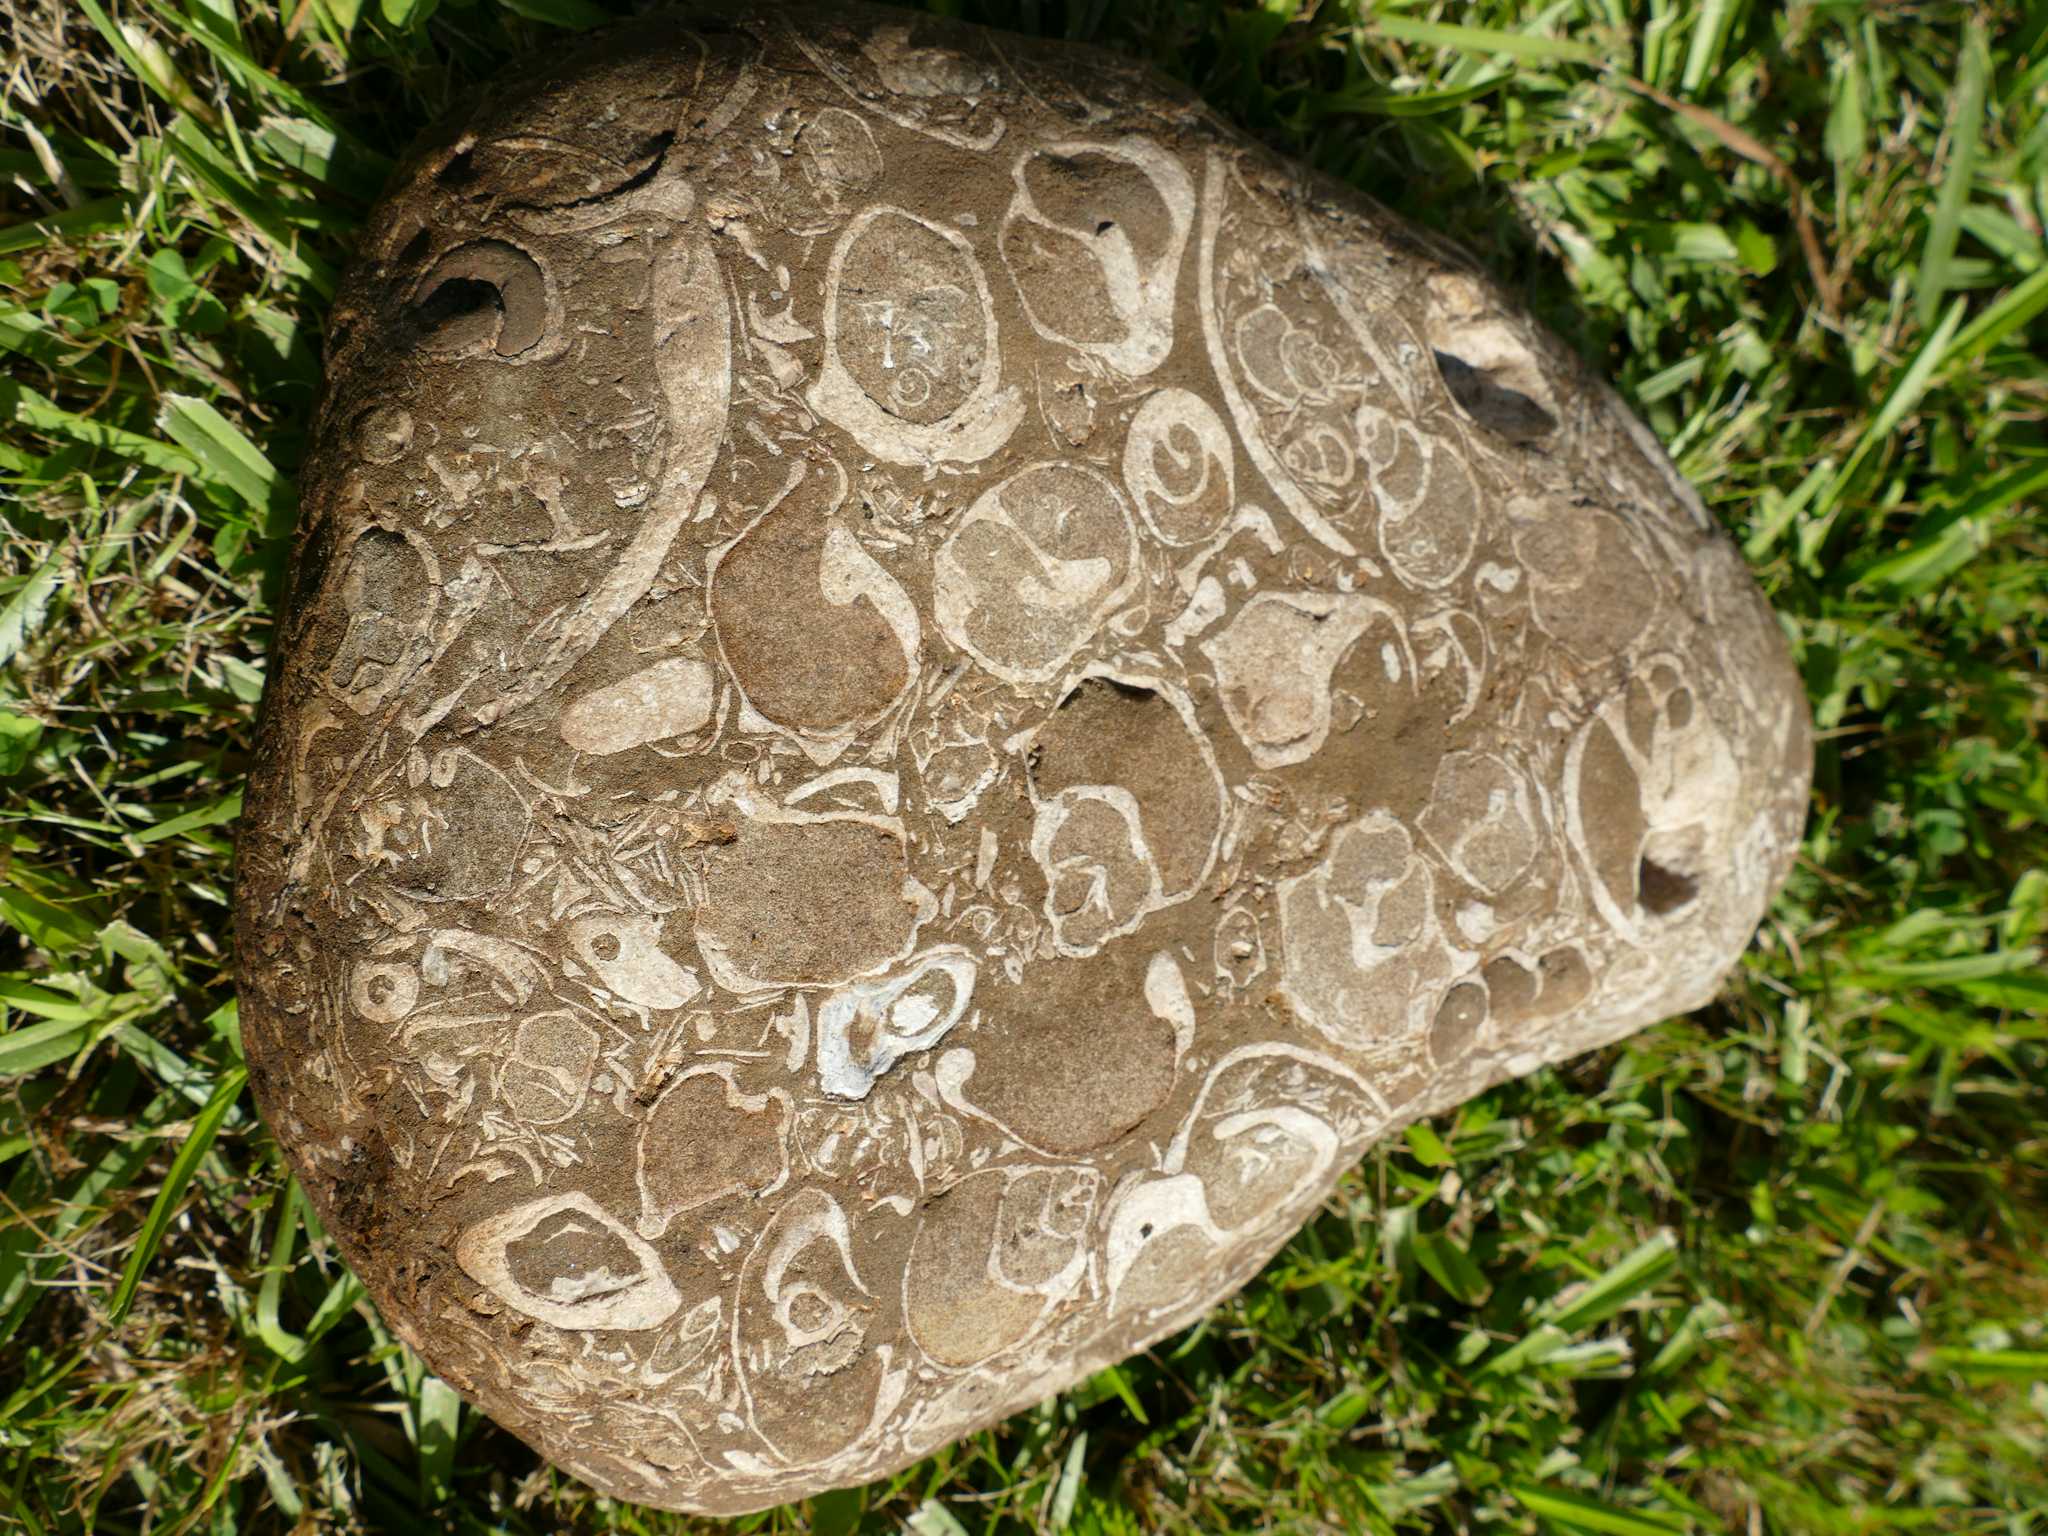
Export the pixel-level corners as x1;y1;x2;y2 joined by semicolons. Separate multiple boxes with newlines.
235;3;1812;1515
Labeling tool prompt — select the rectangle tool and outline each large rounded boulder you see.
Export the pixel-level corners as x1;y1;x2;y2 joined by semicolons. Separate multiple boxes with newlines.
236;2;1810;1514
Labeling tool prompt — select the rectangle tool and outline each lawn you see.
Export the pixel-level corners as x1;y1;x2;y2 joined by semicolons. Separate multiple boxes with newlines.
1;0;2044;1531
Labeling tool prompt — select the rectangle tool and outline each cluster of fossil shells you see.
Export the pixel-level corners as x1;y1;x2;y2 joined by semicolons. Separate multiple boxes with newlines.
235;2;1811;1514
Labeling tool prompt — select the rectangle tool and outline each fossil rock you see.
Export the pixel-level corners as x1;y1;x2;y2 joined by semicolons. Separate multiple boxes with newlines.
235;3;1811;1514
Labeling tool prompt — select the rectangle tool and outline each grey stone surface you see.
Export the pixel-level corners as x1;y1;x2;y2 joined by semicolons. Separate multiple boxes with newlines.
235;3;1811;1513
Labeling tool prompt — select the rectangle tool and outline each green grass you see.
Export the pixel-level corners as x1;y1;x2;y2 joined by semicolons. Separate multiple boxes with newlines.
2;0;2045;1531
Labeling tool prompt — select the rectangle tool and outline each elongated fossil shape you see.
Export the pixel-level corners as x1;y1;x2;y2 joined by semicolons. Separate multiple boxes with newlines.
236;3;1811;1515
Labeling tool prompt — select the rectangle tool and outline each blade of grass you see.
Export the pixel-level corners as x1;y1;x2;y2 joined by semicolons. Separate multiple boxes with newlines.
1541;1231;1679;1333
0;546;65;673
163;117;336;297
1850;456;2048;594
105;1065;245;1325
157;394;295;522
1308;77;1510;118
0;195;137;258
498;0;612;27
1925;1348;2048;1379
1509;1484;1689;1534
131;790;244;846
414;1375;461;1503
1917;21;1991;328
0;1017;95;1080
1049;1431;1087;1531
1805;296;1968;566
1;380;203;480
1371;16;1605;67
1941;265;2048;369
1678;0;1739;92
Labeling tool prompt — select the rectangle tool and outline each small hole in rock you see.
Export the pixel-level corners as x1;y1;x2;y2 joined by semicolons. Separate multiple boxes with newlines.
1637;857;1699;916
412;242;548;358
394;228;432;268
412;276;505;354
418;276;500;326
1433;349;1558;443
632;130;676;165
1056;676;1155;711
1095;219;1117;236
436;146;478;187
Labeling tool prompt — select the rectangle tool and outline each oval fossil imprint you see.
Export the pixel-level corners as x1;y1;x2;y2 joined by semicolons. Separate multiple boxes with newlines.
236;2;1811;1516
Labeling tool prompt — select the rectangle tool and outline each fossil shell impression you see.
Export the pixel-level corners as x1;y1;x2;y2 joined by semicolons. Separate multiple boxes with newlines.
235;3;1812;1515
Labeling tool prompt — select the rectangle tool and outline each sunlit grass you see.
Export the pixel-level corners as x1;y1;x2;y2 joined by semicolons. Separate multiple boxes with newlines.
2;1;2043;1532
